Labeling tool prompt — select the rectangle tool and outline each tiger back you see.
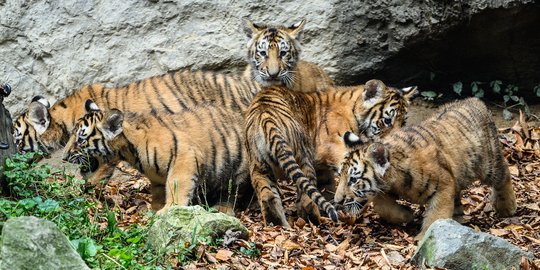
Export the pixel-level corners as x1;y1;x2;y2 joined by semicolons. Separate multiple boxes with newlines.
242;19;334;92
63;100;251;214
335;97;517;239
244;79;417;227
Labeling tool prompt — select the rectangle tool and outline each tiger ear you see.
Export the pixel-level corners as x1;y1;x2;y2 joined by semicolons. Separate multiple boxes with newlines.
343;131;365;148
101;109;124;140
31;95;51;108
243;18;265;40
85;99;100;113
363;79;386;108
400;86;419;102
27;99;51;135
285;19;306;39
366;143;390;177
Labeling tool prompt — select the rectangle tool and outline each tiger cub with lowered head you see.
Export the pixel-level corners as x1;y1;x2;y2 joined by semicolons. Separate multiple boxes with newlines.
335;97;517;239
63;100;251;214
244;80;417;227
242;19;333;91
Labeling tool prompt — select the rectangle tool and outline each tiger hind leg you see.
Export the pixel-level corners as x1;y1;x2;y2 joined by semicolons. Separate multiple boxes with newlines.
151;183;166;211
251;162;289;227
296;162;322;224
489;163;517;217
453;191;466;224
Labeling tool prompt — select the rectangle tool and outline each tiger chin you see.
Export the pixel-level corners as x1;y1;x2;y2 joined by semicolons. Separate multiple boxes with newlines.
242;19;333;92
335;97;517;240
244;79;418;227
63;100;252;215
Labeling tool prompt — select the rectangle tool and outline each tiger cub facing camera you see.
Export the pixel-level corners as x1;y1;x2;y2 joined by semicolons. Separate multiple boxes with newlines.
335;97;517;239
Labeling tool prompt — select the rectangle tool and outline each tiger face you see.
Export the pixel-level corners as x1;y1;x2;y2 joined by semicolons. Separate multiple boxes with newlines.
359;84;418;140
63;100;123;169
244;19;305;88
334;132;390;215
13;97;61;155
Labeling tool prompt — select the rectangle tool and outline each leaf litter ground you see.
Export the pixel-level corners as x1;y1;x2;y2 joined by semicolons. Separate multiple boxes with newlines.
86;111;540;269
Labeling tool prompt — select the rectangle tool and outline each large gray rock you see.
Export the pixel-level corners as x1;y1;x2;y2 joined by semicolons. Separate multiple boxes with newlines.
0;0;535;116
148;205;248;253
0;216;90;270
412;219;534;270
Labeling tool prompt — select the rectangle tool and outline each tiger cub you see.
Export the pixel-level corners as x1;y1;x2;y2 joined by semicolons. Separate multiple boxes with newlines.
242;19;334;92
244;80;417;227
335;97;517;239
63;100;251;214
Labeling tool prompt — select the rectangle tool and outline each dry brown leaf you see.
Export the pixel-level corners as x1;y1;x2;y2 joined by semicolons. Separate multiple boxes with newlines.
215;249;234;262
282;240;301;251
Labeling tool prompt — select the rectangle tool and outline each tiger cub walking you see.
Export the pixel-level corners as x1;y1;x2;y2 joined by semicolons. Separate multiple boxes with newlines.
335;97;517;239
63;100;251;214
244;80;417;227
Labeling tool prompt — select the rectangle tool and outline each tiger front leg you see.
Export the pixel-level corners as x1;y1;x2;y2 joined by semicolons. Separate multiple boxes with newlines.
416;176;456;241
372;194;414;225
251;162;289;227
156;163;197;215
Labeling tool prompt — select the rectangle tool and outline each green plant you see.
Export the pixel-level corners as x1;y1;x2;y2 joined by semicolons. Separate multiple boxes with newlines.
420;91;441;101
240;242;261;258
452;80;534;119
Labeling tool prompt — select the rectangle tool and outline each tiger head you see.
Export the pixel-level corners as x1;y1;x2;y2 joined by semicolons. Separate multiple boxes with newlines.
243;18;305;88
62;100;124;169
334;131;391;215
356;80;418;142
13;96;63;155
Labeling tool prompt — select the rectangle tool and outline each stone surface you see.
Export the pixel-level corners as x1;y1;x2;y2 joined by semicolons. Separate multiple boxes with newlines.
148;205;248;253
412;219;534;270
0;0;536;116
0;216;90;270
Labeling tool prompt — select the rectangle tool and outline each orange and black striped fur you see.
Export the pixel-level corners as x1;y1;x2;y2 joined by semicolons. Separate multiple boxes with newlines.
242;19;333;92
13;70;260;155
335;98;517;239
244;80;417;227
15;19;332;156
63;100;251;214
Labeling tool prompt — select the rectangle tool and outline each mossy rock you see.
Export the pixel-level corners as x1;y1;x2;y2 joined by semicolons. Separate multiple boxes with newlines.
0;216;90;270
147;205;248;253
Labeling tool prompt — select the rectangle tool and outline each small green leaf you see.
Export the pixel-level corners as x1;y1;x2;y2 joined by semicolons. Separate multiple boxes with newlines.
503;95;510;103
474;89;484;98
453;82;463;96
490;80;502;94
535;85;540;97
511;95;519;102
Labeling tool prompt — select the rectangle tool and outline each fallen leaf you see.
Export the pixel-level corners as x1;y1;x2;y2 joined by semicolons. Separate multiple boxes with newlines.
215;249;234;262
282;240;301;251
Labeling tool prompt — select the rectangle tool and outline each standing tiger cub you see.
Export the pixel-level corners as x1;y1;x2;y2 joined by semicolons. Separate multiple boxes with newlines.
63;100;252;214
335;98;517;239
242;19;333;92
244;80;417;227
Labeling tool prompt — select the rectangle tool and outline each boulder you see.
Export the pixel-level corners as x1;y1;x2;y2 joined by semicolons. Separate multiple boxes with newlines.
412;219;534;270
0;216;90;270
148;205;248;253
1;0;537;115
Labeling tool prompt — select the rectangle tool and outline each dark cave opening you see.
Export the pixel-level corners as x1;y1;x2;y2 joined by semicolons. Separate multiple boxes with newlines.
359;4;540;104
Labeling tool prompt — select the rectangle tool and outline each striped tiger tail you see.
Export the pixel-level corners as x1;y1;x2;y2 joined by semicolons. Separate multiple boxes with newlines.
263;117;339;222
